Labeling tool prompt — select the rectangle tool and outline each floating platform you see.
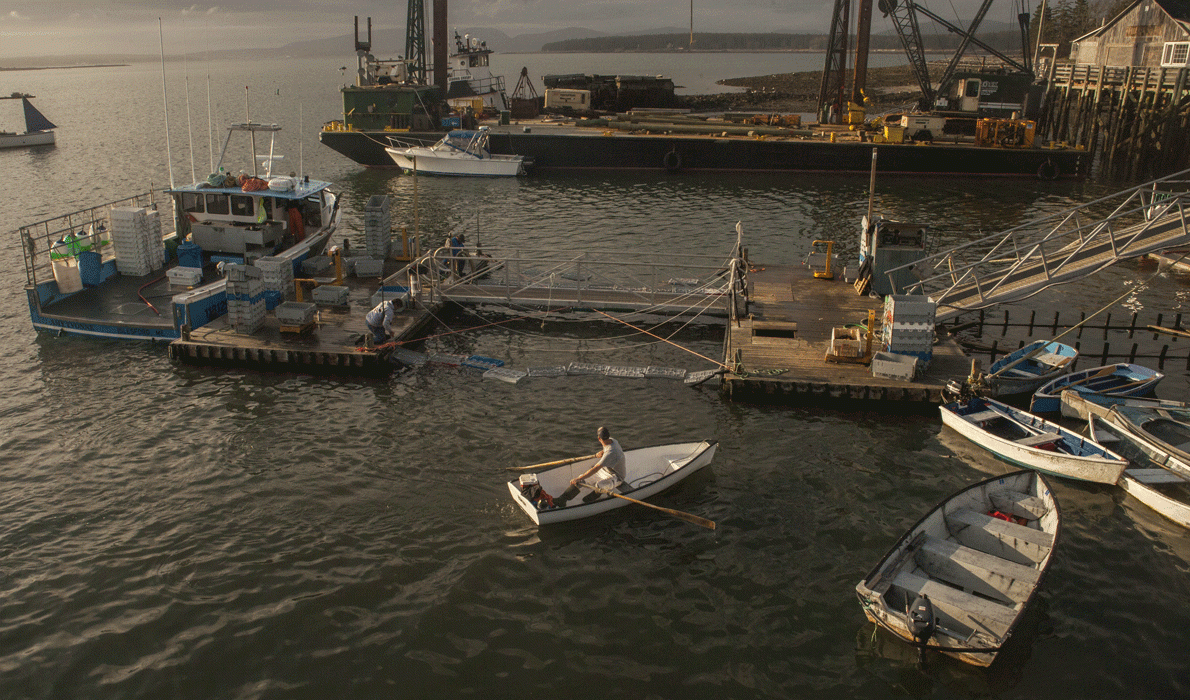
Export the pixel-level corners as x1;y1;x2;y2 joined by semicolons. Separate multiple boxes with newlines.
167;293;438;376
722;264;969;407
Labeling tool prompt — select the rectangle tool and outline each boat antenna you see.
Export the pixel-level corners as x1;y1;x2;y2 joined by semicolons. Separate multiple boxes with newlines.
245;86;257;177
300;103;304;180
159;18;176;190
866;147;877;224
184;43;197;184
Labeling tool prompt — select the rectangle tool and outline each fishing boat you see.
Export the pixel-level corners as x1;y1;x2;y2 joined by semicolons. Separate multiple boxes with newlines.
21;122;339;341
385;127;525;177
1089;414;1190;530
1059;388;1187;421
0;92;56;148
940;396;1127;484
508;440;717;526
1029;362;1163;414
982;339;1078;398
855;470;1060;667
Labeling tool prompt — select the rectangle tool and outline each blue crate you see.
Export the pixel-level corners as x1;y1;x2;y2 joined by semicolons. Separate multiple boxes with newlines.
441;116;462;129
463;355;505;371
78;251;102;287
263;290;283;310
177;242;203;269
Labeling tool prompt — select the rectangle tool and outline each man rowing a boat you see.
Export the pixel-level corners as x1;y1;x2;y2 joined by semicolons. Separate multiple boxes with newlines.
556;426;626;506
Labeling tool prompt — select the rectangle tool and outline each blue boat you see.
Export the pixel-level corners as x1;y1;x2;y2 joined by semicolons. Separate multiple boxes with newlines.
21;123;340;341
1029;362;1164;414
984;340;1078;398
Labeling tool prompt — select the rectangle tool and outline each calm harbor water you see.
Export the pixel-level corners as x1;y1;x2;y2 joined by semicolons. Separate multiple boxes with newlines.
2;55;1190;699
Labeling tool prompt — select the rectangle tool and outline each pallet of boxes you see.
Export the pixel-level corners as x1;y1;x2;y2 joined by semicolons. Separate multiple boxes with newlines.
224;264;267;335
871;294;936;381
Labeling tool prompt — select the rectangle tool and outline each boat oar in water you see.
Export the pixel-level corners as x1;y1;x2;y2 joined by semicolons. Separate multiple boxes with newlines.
585;484;716;530
506;452;600;472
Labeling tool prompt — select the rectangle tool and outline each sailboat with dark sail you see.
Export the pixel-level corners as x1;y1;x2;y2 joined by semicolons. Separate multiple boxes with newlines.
0;92;57;148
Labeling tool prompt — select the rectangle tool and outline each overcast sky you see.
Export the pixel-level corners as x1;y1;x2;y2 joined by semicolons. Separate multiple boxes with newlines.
0;0;1013;59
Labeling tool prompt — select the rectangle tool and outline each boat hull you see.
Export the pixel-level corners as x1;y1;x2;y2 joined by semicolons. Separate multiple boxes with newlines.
508;440;717;525
856;470;1059;668
1090;415;1190;529
941;397;1128;484
0;130;55;148
1029;363;1163;414
322;127;1085;177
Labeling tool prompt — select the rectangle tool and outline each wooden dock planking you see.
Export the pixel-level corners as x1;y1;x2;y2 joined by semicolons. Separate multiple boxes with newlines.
724;265;968;404
437;281;730;316
168;300;438;375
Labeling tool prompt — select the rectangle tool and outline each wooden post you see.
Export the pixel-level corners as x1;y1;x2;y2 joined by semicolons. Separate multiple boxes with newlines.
1002;310;1010;337
1051;311;1060;335
1159;344;1168;370
1129;311;1138;339
1101;341;1110;365
1103;312;1111;339
1027;309;1036;335
1129;342;1138;363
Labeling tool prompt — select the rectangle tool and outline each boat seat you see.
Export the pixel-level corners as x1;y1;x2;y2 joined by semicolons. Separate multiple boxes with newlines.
890;570;1017;636
989;490;1050;520
916;537;1040;605
964;410;1001;423
1033;352;1070;366
1015;432;1062;447
1126;468;1188;485
947;508;1055;566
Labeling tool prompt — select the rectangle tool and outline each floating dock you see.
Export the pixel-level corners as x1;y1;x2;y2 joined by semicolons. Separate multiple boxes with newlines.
722;264;969;406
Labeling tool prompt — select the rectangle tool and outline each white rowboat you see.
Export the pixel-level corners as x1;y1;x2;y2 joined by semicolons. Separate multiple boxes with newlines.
1089;414;1190;530
856;470;1060;667
940;396;1128;484
508;440;717;526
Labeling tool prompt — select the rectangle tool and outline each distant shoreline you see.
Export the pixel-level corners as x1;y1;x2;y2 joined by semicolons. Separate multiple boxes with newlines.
0;64;128;71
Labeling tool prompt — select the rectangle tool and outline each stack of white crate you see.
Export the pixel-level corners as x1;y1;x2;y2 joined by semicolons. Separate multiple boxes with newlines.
109;207;163;277
881;294;936;368
224;264;266;334
364;195;391;259
254;256;294;300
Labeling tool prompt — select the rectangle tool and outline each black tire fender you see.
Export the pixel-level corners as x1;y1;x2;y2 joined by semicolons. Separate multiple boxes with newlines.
663;149;682;171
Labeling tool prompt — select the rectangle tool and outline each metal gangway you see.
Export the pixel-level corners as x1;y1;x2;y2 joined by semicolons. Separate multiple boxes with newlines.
412;245;745;319
884;169;1190;323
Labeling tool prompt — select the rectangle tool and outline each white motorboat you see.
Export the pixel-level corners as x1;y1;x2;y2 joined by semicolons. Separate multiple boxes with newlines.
508;440;717;526
386;127;525;177
0;92;56;148
856;470;1060;668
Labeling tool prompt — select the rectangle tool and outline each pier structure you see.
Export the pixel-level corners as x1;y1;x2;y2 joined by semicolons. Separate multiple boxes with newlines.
1039;64;1190;180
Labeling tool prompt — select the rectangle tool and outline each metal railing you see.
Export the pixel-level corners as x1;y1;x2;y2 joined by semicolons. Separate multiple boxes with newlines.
883;169;1190;321
21;191;169;287
416;246;737;316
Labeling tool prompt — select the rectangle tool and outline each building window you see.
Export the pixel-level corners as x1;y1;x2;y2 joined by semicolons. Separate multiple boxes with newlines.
1163;42;1190;67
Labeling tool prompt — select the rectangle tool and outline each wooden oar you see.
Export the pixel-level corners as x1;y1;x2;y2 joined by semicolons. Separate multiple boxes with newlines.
507;452;600;472
1062;365;1121;388
585;485;716;530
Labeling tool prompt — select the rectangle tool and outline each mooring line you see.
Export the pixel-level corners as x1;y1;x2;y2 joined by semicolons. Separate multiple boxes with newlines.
593;309;730;370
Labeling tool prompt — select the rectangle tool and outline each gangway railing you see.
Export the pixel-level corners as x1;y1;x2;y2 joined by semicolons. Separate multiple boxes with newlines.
415;247;738;318
884;169;1190;322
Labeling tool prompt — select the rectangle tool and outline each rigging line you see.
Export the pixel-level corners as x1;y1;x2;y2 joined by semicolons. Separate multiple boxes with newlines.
454;291;724;349
594;309;729;370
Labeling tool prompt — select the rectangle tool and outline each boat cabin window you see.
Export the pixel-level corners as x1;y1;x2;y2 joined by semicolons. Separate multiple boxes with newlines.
304;195;323;227
230;195;254;218
204;194;230;215
964;79;981;98
180;192;205;214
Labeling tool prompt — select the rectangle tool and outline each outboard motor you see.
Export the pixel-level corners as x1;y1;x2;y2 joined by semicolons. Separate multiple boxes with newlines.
909;593;936;664
909;593;936;644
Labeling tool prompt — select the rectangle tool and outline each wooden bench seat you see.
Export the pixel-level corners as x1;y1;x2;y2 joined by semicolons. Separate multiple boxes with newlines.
990;490;1051;520
917;537;1040;605
891;570;1017;636
1015;432;1063;447
947;508;1055;566
963;409;1002;423
1126;468;1188;485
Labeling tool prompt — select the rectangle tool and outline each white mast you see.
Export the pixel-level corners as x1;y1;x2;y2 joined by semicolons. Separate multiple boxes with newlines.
159;18;175;190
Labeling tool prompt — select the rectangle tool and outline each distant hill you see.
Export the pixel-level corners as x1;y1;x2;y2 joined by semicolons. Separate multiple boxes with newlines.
543;30;1029;53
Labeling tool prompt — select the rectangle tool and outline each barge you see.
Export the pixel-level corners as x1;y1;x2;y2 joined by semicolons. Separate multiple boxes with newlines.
320;118;1084;178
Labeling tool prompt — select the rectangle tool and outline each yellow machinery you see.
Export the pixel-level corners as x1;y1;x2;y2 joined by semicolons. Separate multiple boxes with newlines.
810;240;835;279
975;118;1036;148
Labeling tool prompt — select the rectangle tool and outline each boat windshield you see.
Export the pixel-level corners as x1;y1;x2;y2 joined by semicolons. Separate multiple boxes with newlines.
436;130;490;155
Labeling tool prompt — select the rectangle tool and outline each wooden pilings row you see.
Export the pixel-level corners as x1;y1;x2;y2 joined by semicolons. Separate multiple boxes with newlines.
1037;65;1190;180
945;308;1190;371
